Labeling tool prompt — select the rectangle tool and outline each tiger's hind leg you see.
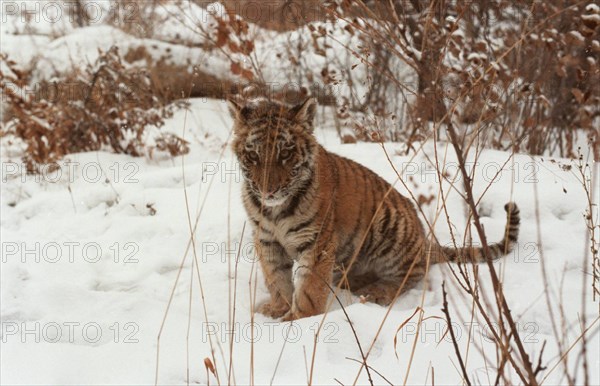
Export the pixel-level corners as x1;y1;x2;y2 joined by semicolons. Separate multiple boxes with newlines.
333;269;379;292
354;262;426;306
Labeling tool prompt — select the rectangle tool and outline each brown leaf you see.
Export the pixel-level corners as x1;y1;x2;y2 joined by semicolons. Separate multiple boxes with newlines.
571;88;585;103
204;357;216;375
241;40;254;55
230;61;242;75
227;41;241;54
241;67;254;81
215;21;229;48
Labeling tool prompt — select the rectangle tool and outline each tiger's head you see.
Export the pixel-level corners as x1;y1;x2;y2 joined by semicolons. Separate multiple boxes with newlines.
228;97;318;207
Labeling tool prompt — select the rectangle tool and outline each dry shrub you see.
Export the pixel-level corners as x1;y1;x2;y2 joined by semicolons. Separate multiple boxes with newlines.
123;45;236;101
324;0;600;157
152;132;190;157
0;47;188;172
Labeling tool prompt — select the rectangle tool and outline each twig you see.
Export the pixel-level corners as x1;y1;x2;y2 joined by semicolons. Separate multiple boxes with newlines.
298;265;374;386
445;118;539;385
228;222;246;386
441;281;472;386
344;357;394;386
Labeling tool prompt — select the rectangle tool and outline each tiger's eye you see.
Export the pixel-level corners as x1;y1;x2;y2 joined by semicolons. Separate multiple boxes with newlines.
280;149;291;160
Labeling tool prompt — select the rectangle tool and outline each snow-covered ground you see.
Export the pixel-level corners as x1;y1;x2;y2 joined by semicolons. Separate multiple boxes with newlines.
1;98;598;385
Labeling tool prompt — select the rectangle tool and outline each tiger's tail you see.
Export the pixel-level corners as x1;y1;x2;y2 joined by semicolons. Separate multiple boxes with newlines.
434;202;520;264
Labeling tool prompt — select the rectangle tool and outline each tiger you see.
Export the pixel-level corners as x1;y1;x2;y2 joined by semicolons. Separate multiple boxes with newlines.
228;96;520;321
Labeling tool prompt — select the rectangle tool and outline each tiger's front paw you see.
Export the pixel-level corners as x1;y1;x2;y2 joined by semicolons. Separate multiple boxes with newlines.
281;308;321;321
257;302;290;319
281;310;302;321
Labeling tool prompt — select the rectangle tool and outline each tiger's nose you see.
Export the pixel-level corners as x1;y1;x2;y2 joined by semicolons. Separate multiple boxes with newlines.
266;189;277;197
265;187;279;198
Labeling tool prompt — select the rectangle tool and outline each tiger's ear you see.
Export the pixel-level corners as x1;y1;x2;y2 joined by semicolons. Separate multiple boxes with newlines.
227;96;246;123
289;97;316;129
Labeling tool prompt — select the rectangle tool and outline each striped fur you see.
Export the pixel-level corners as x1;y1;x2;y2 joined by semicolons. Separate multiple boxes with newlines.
228;97;520;320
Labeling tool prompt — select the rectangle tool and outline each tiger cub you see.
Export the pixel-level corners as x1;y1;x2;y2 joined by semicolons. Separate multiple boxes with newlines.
228;97;520;321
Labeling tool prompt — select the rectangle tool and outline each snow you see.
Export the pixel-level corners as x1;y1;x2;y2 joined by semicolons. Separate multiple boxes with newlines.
408;46;422;61
6;24;233;84
582;13;600;23
568;30;585;43
0;34;51;65
467;52;487;61
1;98;598;385
586;3;600;13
